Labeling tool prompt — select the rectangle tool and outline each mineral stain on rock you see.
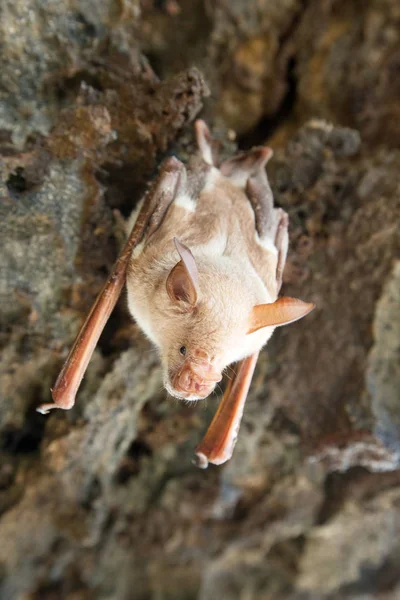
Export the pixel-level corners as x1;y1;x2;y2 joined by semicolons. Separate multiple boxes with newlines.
0;1;400;598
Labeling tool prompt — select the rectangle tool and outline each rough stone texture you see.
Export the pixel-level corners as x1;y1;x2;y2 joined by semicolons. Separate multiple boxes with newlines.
1;1;400;599
367;262;400;454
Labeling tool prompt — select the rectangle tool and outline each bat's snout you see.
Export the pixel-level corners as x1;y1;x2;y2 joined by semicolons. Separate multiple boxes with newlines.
169;360;222;400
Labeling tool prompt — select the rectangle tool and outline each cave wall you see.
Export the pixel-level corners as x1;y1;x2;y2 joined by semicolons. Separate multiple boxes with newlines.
1;1;400;599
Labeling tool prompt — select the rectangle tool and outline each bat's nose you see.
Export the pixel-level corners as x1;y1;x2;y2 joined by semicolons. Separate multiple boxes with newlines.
172;361;221;398
190;349;222;381
193;348;210;361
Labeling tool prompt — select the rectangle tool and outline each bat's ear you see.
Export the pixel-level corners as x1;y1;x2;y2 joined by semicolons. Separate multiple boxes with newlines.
166;238;200;307
248;297;315;334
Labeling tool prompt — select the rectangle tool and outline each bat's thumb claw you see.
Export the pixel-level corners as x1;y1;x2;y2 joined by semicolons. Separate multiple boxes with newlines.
193;452;209;469
36;403;57;415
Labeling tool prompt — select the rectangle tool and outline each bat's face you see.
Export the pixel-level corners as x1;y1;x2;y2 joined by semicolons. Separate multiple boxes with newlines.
156;300;235;401
160;312;249;401
163;345;222;401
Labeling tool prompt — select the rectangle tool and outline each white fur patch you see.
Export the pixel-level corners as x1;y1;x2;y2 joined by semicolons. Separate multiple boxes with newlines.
225;171;247;189
131;238;145;259
174;194;196;212
202;167;221;193
126;197;145;235
196;233;227;258
126;285;159;346
256;232;278;254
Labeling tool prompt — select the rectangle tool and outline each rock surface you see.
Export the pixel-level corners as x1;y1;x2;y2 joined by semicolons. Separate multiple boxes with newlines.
0;1;399;599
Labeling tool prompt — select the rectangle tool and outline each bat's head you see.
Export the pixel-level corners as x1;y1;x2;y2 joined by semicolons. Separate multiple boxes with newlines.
159;239;314;401
159;238;230;401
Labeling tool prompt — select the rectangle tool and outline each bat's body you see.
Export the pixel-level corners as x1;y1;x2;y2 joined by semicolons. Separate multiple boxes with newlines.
126;123;310;402
127;191;274;397
38;120;314;467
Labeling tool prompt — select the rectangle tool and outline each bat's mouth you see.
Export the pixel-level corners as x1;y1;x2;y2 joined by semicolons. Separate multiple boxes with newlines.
166;361;222;401
165;382;215;402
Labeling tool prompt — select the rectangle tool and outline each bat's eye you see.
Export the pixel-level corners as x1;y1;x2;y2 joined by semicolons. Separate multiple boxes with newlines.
179;345;187;356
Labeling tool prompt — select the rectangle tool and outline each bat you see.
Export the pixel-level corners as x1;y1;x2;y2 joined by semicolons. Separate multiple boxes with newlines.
37;120;314;467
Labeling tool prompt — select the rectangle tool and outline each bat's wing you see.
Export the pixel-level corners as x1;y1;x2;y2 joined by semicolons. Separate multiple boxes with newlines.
195;352;259;467
37;157;185;414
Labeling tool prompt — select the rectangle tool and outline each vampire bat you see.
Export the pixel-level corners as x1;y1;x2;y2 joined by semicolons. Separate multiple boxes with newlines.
37;121;314;467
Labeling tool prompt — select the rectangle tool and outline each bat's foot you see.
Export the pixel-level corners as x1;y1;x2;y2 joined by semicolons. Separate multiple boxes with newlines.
245;170;274;239
36;403;60;414
146;157;186;239
274;209;289;247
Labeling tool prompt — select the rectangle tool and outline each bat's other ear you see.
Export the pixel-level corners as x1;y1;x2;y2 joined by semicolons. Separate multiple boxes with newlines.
248;297;315;334
195;120;216;166
166;238;200;306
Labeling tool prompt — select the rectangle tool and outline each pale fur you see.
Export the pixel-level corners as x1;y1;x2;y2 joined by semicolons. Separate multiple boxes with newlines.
126;156;284;401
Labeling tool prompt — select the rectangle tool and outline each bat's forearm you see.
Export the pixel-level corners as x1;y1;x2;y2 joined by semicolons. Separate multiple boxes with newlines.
37;157;184;414
195;352;259;467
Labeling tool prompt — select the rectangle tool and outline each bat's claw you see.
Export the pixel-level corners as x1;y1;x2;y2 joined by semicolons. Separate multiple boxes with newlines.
193;452;209;469
36;403;59;415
